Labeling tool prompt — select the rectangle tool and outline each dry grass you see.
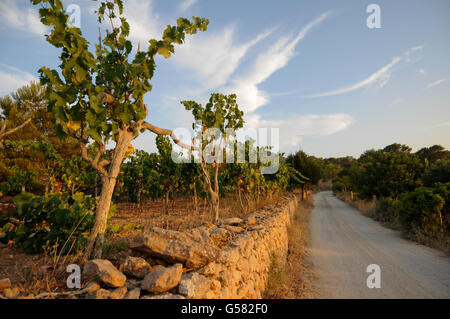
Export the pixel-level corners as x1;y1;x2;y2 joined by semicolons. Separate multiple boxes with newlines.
263;198;316;299
336;192;377;217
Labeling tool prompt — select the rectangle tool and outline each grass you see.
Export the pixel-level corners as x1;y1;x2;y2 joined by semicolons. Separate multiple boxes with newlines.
263;197;316;299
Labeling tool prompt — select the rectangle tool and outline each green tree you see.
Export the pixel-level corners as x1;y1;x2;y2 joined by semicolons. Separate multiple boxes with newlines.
416;145;450;164
31;0;209;261
398;187;446;238
350;146;424;200
181;93;244;222
0;82;80;195
286;150;322;199
322;163;342;181
422;160;450;187
121;149;160;208
156;135;181;214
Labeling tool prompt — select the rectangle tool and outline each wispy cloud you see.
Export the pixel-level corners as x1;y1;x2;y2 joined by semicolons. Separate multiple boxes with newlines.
426;78;447;89
0;65;37;96
303;45;424;98
179;0;198;12
244;113;354;152
0;0;46;36
173;26;275;89
430;121;450;128
226;11;331;113
419;68;426;75
303;57;402;98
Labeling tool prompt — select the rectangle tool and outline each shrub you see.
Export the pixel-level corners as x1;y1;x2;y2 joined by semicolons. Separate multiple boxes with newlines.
1;192;115;254
375;197;400;225
332;180;344;194
397;187;445;238
422;161;450;187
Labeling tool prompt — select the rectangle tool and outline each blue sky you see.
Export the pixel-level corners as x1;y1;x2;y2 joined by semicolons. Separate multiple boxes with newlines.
0;0;449;158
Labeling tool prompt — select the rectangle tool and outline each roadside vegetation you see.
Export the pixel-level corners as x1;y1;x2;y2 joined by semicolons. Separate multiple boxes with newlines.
331;143;450;254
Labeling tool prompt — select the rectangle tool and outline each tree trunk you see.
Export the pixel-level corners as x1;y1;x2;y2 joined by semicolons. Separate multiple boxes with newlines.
95;174;99;197
301;184;305;201
193;187;198;213
164;191;169;215
137;186;143;211
211;191;219;223
45;175;50;194
81;130;133;264
238;186;245;213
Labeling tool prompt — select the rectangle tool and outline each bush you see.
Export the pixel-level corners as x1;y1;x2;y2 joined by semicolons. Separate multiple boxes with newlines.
422;161;450;187
332;180;345;194
374;197;400;225
397;187;445;238
1;192;115;254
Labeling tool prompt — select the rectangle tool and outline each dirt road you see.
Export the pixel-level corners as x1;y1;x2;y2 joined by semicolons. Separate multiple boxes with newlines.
309;191;450;298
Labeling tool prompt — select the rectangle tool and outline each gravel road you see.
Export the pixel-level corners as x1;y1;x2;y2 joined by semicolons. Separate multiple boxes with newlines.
309;191;450;298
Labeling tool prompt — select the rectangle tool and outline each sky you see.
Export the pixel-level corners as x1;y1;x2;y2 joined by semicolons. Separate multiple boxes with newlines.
0;0;449;158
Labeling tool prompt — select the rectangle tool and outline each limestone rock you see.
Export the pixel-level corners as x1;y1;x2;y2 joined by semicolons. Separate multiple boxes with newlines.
84;282;101;294
83;259;126;288
110;286;127;299
0;278;11;291
216;247;240;266
198;262;223;277
178;272;213;299
141;263;183;293
125;288;141;299
220;217;242;226
209;228;233;247
3;286;20;298
243;213;259;225
130;227;219;269
221;225;245;233
141;293;185;299
86;288;111;299
125;279;141;290
122;256;152;279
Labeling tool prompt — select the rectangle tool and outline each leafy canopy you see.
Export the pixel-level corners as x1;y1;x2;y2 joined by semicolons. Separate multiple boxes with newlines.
32;0;209;146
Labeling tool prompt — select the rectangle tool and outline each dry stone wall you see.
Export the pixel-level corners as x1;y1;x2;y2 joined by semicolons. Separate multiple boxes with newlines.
183;194;299;299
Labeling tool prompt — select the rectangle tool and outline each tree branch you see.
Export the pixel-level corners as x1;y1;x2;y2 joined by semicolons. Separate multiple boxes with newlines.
98;92;115;105
80;142;108;177
0;118;32;141
142;121;199;151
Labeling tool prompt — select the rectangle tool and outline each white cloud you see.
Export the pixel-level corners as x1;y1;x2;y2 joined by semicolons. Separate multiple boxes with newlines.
0;0;46;36
419;68;426;75
404;45;424;63
303;45;424;98
244;113;354;152
225;12;331;113
303;57;402;98
0;65;37;96
123;0;161;44
426;78;447;89
430;121;450;129
173;26;274;89
179;0;198;12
